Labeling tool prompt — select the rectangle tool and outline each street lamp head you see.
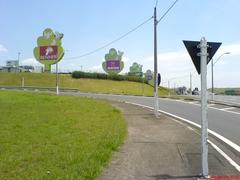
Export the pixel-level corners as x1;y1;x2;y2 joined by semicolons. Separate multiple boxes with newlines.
213;51;231;66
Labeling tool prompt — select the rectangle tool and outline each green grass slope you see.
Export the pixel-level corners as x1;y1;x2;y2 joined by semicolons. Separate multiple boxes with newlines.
0;91;127;179
0;72;169;96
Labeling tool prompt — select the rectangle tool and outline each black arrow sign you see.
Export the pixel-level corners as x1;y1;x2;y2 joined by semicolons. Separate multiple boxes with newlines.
183;40;222;74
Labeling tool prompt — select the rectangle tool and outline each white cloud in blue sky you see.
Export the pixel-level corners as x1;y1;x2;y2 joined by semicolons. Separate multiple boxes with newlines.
0;44;8;53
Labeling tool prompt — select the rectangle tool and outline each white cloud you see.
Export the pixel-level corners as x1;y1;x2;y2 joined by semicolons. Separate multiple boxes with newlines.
216;43;240;56
0;44;8;53
144;51;188;63
122;56;129;62
84;64;103;73
20;58;43;66
92;64;102;71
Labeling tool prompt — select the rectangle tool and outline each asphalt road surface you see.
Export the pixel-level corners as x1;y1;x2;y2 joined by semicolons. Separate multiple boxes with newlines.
63;92;240;149
187;94;240;106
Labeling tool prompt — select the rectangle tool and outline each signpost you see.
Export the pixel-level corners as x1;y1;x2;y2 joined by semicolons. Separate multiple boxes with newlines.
33;28;64;95
102;48;124;74
146;70;153;81
183;37;221;178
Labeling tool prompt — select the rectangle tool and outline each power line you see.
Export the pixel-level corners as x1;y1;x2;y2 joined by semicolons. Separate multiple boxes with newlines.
157;0;179;24
64;0;179;60
65;16;153;60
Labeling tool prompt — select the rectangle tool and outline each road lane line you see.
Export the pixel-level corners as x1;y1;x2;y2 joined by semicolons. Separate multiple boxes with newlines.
209;106;240;115
208;140;240;172
188;101;199;104
159;97;240;115
124;101;240;172
220;107;236;110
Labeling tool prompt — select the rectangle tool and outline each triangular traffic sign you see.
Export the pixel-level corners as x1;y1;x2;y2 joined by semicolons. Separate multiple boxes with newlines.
183;40;222;74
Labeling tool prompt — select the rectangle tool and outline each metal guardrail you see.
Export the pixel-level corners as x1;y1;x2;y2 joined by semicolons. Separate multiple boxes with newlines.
0;86;79;92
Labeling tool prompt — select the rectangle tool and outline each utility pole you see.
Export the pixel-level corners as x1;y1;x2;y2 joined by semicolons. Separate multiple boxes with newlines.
199;37;209;177
154;7;159;117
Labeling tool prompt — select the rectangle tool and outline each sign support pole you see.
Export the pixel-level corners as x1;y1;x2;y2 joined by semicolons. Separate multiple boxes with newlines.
198;37;209;177
154;7;159;117
56;62;59;95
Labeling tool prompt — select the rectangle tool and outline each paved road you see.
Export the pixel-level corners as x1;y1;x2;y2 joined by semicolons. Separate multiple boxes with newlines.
63;92;240;149
186;94;240;106
211;94;240;106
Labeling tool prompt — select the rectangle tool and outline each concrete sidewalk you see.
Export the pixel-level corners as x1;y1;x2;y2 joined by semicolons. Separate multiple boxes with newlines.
99;101;239;180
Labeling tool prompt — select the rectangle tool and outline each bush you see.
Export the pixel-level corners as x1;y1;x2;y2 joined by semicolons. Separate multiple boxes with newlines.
72;71;148;84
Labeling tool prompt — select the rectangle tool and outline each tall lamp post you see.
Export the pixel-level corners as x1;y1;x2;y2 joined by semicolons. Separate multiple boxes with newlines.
211;52;230;100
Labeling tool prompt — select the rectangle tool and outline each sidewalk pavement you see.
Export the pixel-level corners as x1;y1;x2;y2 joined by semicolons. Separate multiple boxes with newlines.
99;101;239;180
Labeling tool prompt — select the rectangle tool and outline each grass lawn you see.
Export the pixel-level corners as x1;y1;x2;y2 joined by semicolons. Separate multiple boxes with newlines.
0;72;169;96
0;91;127;180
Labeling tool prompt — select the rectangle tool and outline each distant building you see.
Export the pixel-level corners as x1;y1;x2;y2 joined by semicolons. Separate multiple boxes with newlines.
0;60;43;73
0;60;19;72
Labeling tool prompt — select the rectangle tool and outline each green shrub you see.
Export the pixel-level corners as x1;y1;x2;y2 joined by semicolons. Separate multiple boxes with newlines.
72;71;148;84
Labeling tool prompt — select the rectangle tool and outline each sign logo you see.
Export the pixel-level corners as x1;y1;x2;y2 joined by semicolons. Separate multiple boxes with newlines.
107;60;120;70
39;46;58;60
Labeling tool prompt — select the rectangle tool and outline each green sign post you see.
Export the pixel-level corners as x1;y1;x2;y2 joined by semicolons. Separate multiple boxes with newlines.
102;48;124;74
33;28;64;72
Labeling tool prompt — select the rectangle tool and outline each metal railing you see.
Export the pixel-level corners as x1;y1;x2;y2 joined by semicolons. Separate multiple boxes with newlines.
0;85;79;92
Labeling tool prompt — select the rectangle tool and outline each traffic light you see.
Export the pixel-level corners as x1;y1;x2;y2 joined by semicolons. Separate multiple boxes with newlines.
158;73;161;86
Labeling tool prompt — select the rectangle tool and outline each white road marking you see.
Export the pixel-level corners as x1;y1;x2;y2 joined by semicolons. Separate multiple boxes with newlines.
208;140;240;172
220;107;236;111
124;101;240;172
159;97;240;115
210;106;240;115
188;101;199;104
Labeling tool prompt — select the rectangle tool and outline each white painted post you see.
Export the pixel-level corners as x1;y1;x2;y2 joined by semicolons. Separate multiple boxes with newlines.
199;37;209;177
21;77;24;87
56;62;59;95
154;7;159;117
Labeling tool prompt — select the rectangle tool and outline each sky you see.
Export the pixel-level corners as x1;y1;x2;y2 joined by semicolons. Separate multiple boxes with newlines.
0;0;240;89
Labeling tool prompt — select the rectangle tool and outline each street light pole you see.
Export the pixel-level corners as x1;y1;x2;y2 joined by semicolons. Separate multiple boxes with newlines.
18;52;21;72
190;72;192;94
211;52;230;100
